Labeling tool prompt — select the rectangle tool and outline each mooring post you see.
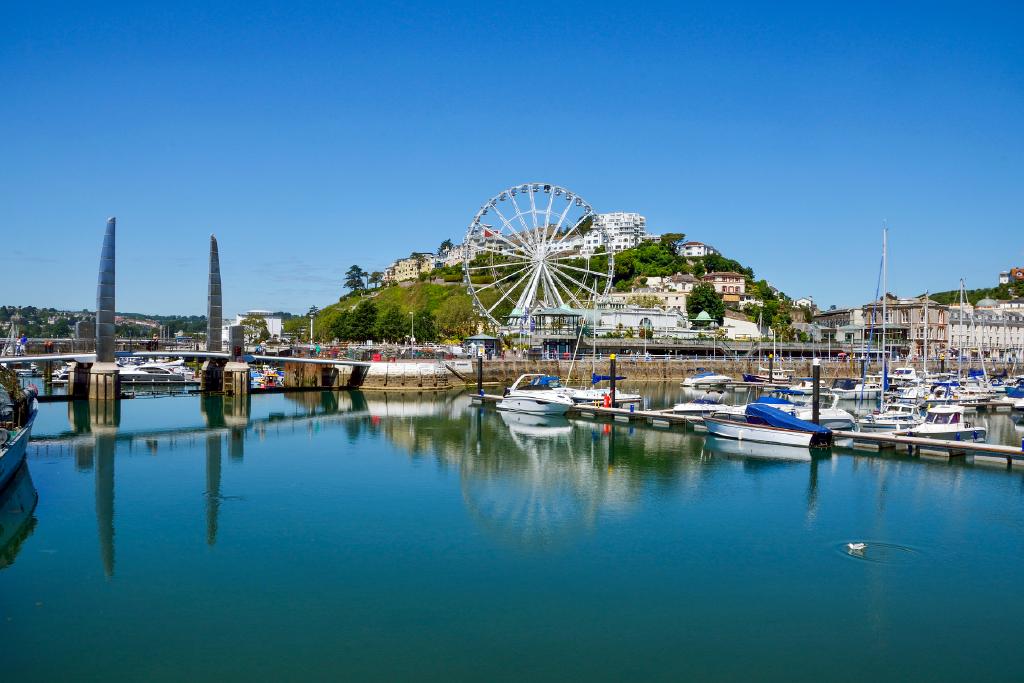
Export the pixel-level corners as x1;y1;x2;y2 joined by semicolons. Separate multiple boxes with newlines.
609;353;617;406
476;346;484;396
812;358;821;425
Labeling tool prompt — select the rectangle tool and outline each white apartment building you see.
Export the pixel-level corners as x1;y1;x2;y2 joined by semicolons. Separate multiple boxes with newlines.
582;212;654;254
679;241;720;258
442;244;471;266
383;253;436;283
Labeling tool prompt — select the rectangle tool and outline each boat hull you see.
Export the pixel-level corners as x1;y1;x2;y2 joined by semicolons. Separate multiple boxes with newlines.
496;397;571;415
892;426;987;442
703;416;815;447
0;406;36;492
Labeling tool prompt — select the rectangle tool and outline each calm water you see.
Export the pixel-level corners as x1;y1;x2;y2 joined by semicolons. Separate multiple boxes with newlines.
3;386;1024;681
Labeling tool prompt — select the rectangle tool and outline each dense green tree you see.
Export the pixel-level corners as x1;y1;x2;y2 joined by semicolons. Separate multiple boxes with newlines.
368;271;384;289
687;282;725;324
240;314;270;343
436;295;479;339
438;238;454;255
375;304;408;342
345;300;378;341
344;265;368;292
659;232;687;251
414;309;437;342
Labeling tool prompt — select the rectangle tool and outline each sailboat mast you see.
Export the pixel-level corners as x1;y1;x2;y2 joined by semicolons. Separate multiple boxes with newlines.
958;279;965;378
923;291;929;376
881;225;888;388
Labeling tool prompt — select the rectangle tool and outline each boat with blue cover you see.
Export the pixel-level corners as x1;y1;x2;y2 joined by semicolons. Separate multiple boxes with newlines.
704;403;833;448
682;370;733;388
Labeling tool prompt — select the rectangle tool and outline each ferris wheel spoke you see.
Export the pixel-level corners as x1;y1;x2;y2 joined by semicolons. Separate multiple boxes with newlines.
546;265;591;308
487;271;531;315
527;188;540;232
540;265;566;308
472;264;531;292
487;205;535;254
505;193;537;247
513;265;545;314
542;190;556;239
547;259;607;282
464;258;534;272
471;242;530;260
548;263;600;298
551;213;592;250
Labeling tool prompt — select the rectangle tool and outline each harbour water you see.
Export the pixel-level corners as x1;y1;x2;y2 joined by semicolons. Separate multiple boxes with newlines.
3;385;1024;680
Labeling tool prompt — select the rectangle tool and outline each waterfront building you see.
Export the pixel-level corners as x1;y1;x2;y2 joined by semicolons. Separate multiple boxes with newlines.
607;288;688;312
701;271;746;303
722;311;760;340
998;297;1024;311
679;241;719;257
948;300;1024;362
224;309;283;340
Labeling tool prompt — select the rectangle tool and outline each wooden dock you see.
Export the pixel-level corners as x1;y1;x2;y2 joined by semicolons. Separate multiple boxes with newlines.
472;393;1024;466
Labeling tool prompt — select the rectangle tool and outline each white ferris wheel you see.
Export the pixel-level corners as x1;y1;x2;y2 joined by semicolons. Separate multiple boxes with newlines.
462;182;614;329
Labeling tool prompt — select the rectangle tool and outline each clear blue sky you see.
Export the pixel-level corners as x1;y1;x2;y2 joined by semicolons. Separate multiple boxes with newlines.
3;1;1021;316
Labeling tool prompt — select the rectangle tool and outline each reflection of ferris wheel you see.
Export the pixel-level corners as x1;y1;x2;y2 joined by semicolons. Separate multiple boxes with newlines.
462;183;614;329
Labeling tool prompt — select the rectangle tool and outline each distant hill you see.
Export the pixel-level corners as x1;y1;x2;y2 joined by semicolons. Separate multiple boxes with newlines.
927;282;1020;306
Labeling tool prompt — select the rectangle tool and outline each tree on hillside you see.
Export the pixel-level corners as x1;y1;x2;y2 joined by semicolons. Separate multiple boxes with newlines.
438;238;454;255
345;300;378;341
368;271;384;289
375;304;408;342
659;232;686;253
344;265;368;292
687;282;725;324
436;295;479;340
703;253;753;279
628;294;664;309
414;309;437;342
240;314;270;343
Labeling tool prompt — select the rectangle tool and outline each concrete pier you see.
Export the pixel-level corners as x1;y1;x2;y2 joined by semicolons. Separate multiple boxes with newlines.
222;325;249;395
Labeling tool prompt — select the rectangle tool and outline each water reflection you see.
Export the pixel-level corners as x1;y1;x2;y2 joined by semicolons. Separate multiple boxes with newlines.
0;465;38;569
21;387;1024;578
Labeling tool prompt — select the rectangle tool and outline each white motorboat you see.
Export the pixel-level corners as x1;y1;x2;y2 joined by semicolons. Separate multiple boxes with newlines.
892;405;987;442
1014;398;1024;412
702;435;812;462
888;367;919;386
703;403;833;448
682;371;733;388
559;386;641;406
497;374;575;415
671;390;727;418
742;366;792;384
697;392;854;430
830;378;881;400
857;402;924;432
118;363;197;385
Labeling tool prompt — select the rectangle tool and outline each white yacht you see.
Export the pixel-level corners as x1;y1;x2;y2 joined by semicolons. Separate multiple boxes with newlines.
119;362;197;385
892;405;986;442
830;378;881;400
671;390;727;418
888;366;919;386
856;403;924;432
497;375;575;415
682;371;733;388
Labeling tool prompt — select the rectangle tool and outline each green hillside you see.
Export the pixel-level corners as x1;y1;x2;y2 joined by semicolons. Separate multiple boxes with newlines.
928;282;1020;306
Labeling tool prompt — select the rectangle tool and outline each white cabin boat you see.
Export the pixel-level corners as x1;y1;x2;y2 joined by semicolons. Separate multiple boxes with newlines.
892;405;987;442
857;402;924;432
830;378;881;400
671;390;726;418
703;403;833;448
0;385;38;491
497;375;575;415
682;371;733;388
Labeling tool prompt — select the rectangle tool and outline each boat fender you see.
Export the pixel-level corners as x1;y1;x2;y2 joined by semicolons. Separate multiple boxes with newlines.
603;393;611;408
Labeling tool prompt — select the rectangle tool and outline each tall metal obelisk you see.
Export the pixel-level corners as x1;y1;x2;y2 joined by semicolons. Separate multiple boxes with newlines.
90;217;120;399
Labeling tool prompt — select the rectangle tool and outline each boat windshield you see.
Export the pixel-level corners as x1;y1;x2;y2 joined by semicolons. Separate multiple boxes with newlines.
926;412;959;425
525;376;562;390
832;379;858;390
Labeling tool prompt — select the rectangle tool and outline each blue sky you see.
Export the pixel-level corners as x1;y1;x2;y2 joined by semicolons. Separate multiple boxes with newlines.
2;1;1021;315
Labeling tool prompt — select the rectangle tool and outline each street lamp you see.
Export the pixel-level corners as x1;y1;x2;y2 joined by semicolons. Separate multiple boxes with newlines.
409;311;415;354
308;306;318;345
